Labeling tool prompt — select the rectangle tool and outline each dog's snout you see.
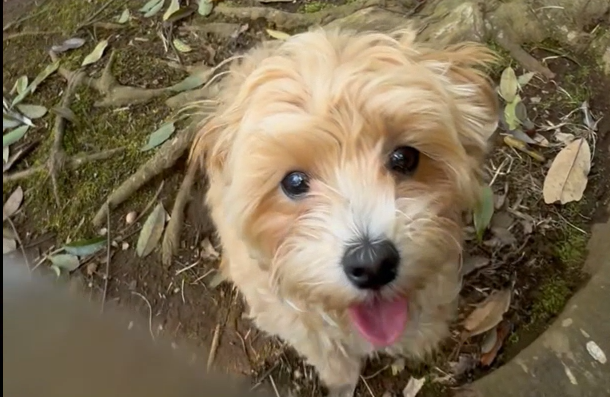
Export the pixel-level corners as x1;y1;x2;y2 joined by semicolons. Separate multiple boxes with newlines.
342;239;400;290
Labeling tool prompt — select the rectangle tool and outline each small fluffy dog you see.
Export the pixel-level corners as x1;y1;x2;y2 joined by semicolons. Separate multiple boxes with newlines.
191;27;498;396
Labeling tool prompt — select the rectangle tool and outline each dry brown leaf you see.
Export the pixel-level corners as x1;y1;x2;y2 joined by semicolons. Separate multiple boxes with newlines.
462;289;512;337
543;138;591;204
403;376;426;397
480;321;511;366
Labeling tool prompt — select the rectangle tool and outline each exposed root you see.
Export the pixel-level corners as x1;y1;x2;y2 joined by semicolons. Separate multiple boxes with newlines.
495;32;556;79
3;148;126;183
213;0;393;31
162;161;197;266
92;127;196;227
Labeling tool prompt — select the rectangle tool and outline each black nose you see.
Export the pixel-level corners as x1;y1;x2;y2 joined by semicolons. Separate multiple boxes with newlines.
341;239;400;290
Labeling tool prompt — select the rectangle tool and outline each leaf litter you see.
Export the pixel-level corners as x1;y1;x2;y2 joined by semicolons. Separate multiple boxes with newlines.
11;60;60;106
82;39;109;66
462;288;512;338
136;202;167;257
197;0;213;17
141;121;176;151
63;236;106;257
163;0;181;21
543;138;591;204
402;376;426;397
473;185;494;242
16;104;48;119
48;254;81;272
3;186;24;221
3;125;29;148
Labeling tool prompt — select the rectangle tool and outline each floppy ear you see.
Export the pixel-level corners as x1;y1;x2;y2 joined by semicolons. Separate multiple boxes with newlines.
415;41;500;165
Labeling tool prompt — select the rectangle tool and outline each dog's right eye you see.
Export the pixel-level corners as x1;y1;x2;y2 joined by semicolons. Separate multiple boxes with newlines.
281;171;310;198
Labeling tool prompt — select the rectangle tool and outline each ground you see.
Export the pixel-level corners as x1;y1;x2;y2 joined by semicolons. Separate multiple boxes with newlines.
3;1;610;396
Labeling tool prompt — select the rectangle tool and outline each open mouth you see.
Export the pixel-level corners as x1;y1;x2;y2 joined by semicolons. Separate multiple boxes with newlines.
347;294;409;348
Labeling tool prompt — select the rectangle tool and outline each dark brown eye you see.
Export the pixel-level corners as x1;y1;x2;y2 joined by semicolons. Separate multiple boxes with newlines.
388;146;419;175
281;171;310;198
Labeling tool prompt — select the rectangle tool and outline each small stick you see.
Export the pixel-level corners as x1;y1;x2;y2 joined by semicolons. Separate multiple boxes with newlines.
131;291;155;341
207;323;221;370
269;375;281;397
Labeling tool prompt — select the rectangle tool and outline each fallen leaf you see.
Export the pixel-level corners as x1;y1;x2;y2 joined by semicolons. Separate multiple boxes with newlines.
201;238;220;260
3;125;29;148
136;202;166;257
163;0;180;21
169;67;213;92
554;132;576;145
586;341;607;364
473;185;494;242
50;106;77;123
141;0;164;13
3;146;8;163
16;104;48;119
503;135;545;162
14;75;29;95
51;37;86;53
11;60;60;106
117;8;131;23
172;38;192;53
85;261;98;276
503;96;521;130
208;271;226;289
480;321;511;366
499;66;518;103
3;186;24;221
3;117;21;131
508;129;536;145
3;237;17;254
461;255;490;277
48;253;81;272
82;39;109;66
197;0;213;16
165;5;196;23
480;328;498;354
517;72;535;88
63;236;106;257
265;28;291;41
391;358;406;376
3;226;16;239
543;138;591;205
462;289;512;337
403;376;426;397
141;122;176;151
50;265;62;277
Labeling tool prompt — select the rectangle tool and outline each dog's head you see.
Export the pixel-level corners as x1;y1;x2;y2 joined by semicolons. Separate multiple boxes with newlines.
193;28;498;347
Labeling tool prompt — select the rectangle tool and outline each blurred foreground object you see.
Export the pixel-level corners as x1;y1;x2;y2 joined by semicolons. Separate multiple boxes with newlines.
3;253;271;397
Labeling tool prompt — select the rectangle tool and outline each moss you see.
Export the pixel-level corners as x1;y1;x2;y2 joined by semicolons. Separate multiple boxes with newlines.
299;1;335;13
530;277;572;324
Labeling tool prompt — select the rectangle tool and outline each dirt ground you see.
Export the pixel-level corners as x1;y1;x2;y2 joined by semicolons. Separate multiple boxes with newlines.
3;1;610;396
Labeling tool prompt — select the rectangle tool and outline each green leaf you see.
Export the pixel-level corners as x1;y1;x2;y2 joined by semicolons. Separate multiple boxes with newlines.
169;67;212;92
3;125;29;148
50;265;62;278
3;186;24;221
141;122;176;151
136;202;167;257
48;254;81;272
3;117;21;131
63;236;106;257
172;38;192;53
503;95;522;131
197;0;213;16
16;104;48;119
163;0;180;21
12;60;60;106
499;66;518;103
473;185;495;242
517;72;535;89
11;75;29;96
140;0;163;13
117;9;131;23
265;29;291;41
82;39;109;66
144;0;165;17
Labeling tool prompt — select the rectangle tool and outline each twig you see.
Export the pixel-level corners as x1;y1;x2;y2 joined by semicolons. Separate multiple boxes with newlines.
4;216;32;275
207;323;221;370
3;30;62;41
131;291;155;341
360;375;376;397
77;0;116;30
3;148;125;182
101;205;111;313
269;375;281;397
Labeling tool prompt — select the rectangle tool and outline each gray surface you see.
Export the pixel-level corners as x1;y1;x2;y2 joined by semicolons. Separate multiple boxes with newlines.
468;203;610;397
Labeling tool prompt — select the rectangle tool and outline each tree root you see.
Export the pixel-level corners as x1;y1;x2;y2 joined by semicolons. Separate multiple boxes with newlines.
495;32;556;79
213;0;402;31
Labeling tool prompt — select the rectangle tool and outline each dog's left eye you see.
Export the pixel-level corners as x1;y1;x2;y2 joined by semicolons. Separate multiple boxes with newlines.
281;171;310;198
388;146;420;175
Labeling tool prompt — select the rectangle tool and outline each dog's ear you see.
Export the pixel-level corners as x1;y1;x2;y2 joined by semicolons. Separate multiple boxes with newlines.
189;115;234;178
413;39;500;164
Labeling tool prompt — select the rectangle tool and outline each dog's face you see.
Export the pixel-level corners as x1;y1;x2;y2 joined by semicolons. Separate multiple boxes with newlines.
195;29;498;348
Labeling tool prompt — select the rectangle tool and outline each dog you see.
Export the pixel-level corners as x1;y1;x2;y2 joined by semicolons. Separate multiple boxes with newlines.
190;27;498;396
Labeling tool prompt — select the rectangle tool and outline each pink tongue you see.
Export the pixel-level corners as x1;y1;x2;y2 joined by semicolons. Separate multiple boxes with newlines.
348;297;408;348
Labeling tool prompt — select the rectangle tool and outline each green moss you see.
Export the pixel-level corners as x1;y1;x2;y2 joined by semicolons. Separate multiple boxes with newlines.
529;277;571;324
299;1;335;13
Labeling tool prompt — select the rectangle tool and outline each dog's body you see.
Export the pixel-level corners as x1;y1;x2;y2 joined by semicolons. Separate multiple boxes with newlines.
191;27;498;396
